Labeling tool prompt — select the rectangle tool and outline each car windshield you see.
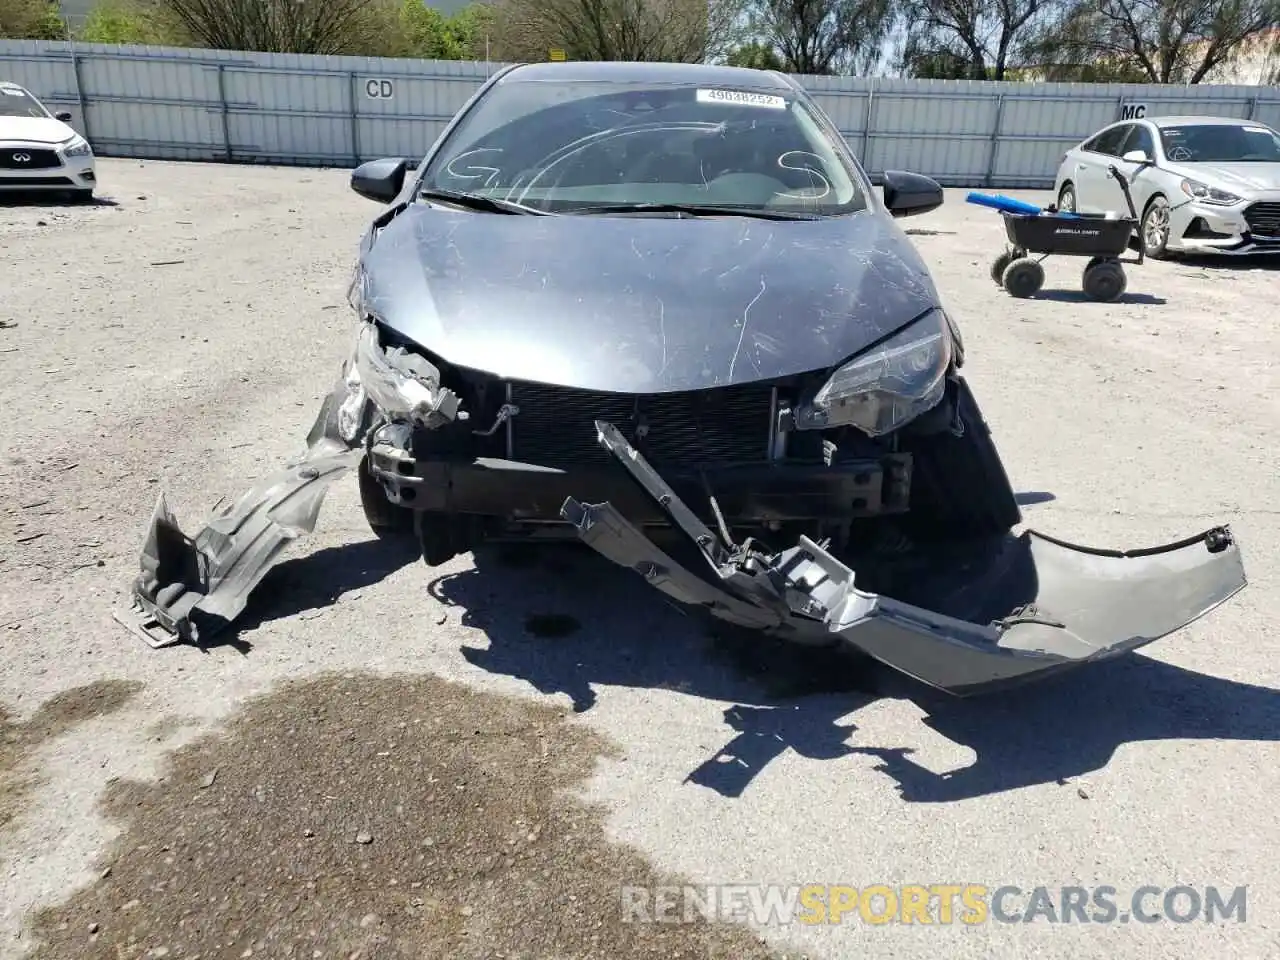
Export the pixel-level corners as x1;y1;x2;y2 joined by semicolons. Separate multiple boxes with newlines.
0;86;49;119
1159;123;1280;163
419;79;865;216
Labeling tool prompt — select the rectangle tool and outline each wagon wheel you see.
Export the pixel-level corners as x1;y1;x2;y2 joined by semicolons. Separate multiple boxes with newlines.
990;250;1015;287
1082;259;1127;302
1002;257;1045;298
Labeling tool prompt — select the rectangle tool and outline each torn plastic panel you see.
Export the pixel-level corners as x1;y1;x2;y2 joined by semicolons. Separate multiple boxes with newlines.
353;319;464;430
561;420;1247;696
116;326;466;648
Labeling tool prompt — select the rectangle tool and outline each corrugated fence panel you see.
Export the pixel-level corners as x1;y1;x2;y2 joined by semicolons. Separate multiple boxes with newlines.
225;65;352;162
4;40;1280;186
79;50;223;157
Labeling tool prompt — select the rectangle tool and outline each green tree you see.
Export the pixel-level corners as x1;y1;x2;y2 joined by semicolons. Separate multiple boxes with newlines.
725;39;786;68
77;0;189;44
0;0;69;38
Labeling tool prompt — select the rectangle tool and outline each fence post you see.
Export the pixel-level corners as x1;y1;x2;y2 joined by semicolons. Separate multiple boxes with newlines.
215;65;232;161
349;72;361;166
1247;96;1258;120
985;93;1006;188
860;79;875;166
70;51;90;144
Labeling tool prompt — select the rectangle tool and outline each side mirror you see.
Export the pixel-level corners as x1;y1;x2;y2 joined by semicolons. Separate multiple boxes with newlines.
54;110;72;122
1122;149;1151;165
882;170;944;218
351;157;408;203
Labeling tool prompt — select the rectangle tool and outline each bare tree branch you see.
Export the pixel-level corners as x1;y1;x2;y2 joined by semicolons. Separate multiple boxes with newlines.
490;0;749;63
1030;0;1280;83
899;0;1063;79
156;0;385;55
750;0;896;74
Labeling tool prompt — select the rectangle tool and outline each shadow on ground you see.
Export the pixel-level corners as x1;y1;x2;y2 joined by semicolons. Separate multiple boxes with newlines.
0;191;118;208
1030;290;1167;305
0;680;141;833
427;540;1279;803
25;674;786;960
1171;253;1280;272
195;514;1275;806
196;536;422;654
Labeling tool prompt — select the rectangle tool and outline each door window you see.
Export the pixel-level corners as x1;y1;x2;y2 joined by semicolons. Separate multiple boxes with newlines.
1088;124;1131;157
1121;124;1155;159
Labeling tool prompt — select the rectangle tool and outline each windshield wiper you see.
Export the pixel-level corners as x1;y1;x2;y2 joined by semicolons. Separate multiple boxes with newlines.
418;188;550;216
567;202;820;220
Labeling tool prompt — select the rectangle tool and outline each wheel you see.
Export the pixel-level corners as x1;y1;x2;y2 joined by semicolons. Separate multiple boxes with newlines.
1082;259;1127;302
990;250;1014;287
1057;181;1076;213
358;455;414;538
1140;195;1172;259
899;376;1022;542
1001;257;1044;298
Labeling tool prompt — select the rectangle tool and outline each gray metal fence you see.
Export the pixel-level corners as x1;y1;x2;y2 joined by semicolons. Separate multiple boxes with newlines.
4;39;1280;187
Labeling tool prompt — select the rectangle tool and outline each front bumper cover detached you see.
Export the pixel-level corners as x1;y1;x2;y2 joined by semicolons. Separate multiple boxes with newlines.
561;422;1247;696
116;388;1246;695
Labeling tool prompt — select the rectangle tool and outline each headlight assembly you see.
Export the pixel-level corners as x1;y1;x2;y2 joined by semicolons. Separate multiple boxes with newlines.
352;320;462;429
62;135;92;158
1180;179;1240;206
794;307;952;437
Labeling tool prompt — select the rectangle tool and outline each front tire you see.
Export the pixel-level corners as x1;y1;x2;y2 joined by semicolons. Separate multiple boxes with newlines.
358;455;414;538
1057;182;1076;213
1140;195;1172;259
899;377;1022;542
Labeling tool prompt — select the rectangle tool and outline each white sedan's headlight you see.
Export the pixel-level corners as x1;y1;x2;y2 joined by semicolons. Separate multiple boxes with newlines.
794;307;952;437
62;135;92;158
1180;179;1240;206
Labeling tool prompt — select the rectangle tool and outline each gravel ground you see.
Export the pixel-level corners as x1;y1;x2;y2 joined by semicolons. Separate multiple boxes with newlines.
1;158;1278;960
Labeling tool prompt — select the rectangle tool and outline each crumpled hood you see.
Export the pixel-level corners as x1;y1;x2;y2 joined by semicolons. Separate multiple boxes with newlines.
1168;161;1280;194
0;116;75;145
357;203;941;393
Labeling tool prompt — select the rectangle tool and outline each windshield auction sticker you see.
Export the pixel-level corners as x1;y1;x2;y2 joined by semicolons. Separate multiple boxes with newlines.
696;89;787;110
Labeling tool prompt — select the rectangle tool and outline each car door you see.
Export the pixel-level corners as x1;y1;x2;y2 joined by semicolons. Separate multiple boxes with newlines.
1073;123;1132;213
1098;122;1159;217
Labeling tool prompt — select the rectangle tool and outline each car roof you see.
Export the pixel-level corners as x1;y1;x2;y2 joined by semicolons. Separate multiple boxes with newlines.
0;81;31;94
497;60;797;93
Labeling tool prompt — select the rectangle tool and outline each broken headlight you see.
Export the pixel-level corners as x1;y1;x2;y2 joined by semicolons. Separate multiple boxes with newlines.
351;320;462;429
794;307;952;437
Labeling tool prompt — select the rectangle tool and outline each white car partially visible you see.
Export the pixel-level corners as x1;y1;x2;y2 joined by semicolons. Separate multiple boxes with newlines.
0;80;96;200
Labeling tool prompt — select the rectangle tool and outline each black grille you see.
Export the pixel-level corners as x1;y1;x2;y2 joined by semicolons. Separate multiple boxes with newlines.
1244;202;1280;238
507;381;776;467
0;148;61;170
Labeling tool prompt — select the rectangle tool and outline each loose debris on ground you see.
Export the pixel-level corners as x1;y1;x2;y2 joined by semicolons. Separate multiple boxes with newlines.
0;680;142;833
26;674;788;960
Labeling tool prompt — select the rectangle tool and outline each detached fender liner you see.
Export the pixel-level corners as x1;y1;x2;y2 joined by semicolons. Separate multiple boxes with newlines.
561;421;1248;696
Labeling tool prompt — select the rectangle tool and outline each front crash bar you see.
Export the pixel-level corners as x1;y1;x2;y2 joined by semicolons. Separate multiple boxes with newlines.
561;420;1248;696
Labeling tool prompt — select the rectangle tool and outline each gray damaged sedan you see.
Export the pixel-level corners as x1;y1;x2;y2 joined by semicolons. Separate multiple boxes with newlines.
118;62;1248;696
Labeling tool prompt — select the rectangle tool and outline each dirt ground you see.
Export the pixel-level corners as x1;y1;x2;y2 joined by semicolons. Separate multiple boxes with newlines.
1;159;1278;960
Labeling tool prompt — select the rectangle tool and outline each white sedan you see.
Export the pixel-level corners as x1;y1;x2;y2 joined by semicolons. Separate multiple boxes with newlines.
0;80;97;200
1052;114;1280;258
